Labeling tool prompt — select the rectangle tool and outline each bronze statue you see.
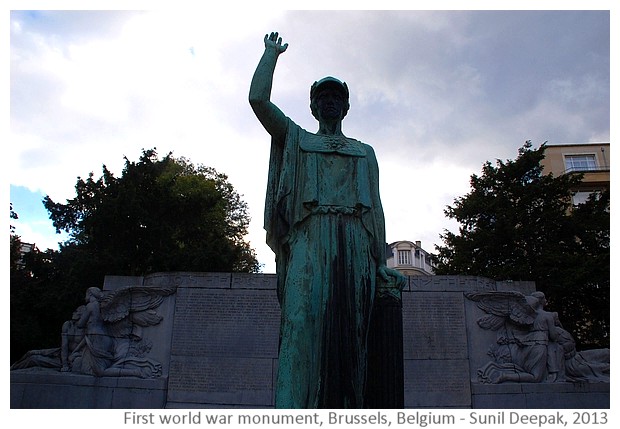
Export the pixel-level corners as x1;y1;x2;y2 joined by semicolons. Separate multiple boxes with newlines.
249;32;405;408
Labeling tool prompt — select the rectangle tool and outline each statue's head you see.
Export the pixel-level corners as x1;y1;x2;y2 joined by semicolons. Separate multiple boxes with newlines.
72;305;86;319
86;287;103;301
310;76;350;120
530;291;547;308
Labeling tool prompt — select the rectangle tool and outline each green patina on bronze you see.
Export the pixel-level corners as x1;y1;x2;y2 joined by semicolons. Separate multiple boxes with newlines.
249;32;406;408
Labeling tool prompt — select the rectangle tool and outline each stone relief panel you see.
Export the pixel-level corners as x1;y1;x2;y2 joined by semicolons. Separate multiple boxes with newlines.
466;291;609;384
11;285;175;378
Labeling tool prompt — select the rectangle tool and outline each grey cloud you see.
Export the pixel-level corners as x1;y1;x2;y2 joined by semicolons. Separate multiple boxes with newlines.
262;10;610;166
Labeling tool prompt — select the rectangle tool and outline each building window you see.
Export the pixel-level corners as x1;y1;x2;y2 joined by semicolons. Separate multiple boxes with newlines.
564;154;597;172
398;250;410;265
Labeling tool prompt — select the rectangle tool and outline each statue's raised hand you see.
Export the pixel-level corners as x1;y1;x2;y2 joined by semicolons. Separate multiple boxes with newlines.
264;32;288;54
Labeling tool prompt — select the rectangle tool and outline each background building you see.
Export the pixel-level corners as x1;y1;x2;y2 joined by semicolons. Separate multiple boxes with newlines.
541;142;610;205
386;240;435;275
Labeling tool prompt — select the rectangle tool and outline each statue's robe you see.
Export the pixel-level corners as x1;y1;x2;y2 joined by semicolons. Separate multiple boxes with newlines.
265;118;386;408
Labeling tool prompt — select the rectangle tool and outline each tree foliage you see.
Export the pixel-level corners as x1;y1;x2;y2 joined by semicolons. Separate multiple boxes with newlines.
44;148;259;276
11;149;259;363
433;141;609;348
10;239;81;363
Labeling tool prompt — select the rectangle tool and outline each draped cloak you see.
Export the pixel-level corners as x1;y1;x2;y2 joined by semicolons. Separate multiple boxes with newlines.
265;118;387;408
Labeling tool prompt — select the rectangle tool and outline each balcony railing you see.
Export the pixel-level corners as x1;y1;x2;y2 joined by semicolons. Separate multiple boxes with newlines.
563;165;610;174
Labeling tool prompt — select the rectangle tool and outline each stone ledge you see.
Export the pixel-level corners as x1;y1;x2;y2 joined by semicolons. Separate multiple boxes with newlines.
472;381;610;394
145;272;233;289
11;370;168;409
404;275;537;294
11;369;168;388
471;382;610;409
231;273;277;289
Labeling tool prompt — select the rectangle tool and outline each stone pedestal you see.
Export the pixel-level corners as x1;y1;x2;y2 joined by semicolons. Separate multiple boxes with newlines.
10;371;167;408
365;293;404;408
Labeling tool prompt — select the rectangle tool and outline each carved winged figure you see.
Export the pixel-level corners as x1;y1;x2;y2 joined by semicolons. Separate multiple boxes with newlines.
466;291;537;331
97;285;175;341
466;291;558;383
467;290;609;383
69;285;175;378
12;285;175;378
552;325;610;382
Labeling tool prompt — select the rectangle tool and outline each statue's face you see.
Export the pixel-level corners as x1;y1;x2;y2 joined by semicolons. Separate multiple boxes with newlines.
314;88;346;121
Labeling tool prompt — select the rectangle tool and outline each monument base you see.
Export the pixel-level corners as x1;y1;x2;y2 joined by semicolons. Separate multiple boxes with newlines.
471;382;610;409
11;370;609;409
10;370;167;409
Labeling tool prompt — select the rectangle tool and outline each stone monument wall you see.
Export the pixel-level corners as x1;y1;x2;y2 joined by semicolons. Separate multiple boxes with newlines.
147;273;280;408
10;273;609;409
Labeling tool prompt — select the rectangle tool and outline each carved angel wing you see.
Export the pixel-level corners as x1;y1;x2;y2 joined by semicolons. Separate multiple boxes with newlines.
465;291;536;330
100;285;176;324
98;285;176;340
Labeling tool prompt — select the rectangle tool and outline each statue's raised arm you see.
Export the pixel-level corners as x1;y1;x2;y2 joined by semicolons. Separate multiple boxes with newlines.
249;32;289;142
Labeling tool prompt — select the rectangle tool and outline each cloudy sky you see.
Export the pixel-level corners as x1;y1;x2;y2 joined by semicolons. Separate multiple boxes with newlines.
7;7;611;274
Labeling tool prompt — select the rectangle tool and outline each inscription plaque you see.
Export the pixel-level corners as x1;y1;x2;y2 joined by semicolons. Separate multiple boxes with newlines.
167;356;274;405
402;291;468;359
171;288;280;358
167;283;280;406
404;359;471;407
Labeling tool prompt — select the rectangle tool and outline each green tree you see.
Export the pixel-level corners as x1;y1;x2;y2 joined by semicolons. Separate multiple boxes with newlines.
11;199;80;362
551;189;610;348
44;148;259;277
433;141;609;348
10;241;80;363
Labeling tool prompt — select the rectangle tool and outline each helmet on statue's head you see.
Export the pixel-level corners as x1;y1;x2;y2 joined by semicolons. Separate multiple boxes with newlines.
310;76;350;120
